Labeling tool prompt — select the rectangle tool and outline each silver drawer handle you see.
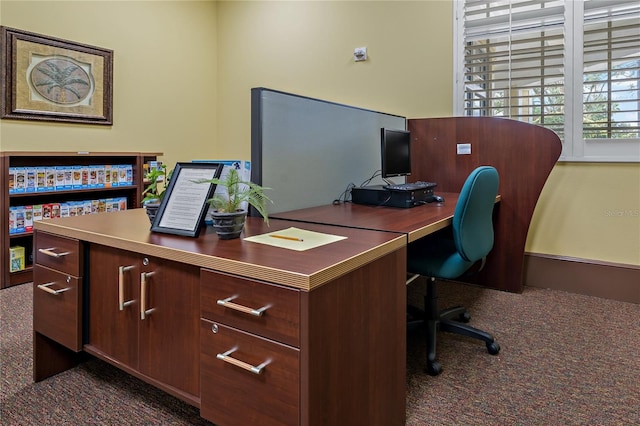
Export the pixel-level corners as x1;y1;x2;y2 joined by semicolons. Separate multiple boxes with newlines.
140;271;156;320
216;296;270;317
118;265;136;311
37;280;71;296
216;348;270;375
38;247;71;258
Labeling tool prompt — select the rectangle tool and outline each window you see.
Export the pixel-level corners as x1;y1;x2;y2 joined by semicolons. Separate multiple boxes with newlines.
454;0;640;161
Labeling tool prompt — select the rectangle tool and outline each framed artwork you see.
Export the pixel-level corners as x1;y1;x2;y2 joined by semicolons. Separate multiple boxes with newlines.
1;26;113;125
151;162;223;238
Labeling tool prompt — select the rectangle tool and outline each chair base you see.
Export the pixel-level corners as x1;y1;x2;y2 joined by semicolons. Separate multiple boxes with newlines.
411;277;500;376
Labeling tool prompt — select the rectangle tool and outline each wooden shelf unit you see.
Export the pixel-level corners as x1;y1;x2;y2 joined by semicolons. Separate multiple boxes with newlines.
1;151;162;289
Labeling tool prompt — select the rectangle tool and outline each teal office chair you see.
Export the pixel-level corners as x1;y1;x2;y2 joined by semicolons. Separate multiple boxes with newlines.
407;166;501;376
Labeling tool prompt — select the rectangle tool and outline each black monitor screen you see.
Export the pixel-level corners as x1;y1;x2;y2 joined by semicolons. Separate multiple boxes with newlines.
381;128;411;178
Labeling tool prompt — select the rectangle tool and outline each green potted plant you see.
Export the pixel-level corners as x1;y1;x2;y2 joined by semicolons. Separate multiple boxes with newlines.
141;164;172;223
199;168;271;239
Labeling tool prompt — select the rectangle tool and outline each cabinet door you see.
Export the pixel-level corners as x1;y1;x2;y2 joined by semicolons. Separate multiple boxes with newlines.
88;244;140;369
88;245;200;397
137;257;200;397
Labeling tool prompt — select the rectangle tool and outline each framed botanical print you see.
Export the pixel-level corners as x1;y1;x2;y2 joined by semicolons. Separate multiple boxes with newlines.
1;26;113;125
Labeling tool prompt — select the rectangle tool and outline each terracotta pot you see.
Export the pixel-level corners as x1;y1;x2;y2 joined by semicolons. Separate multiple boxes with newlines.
211;210;247;239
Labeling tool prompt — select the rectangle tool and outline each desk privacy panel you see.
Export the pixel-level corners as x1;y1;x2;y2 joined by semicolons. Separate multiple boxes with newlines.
251;88;406;214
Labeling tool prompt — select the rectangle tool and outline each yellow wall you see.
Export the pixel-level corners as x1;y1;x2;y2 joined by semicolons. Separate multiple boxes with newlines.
0;0;218;164
215;0;453;159
2;1;639;267
214;1;639;266
528;162;640;265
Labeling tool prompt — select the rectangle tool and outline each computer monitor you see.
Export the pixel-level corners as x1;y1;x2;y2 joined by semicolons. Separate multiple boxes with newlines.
381;128;411;178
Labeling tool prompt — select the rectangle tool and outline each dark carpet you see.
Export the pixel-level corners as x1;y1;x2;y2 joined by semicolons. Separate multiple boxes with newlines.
1;280;638;425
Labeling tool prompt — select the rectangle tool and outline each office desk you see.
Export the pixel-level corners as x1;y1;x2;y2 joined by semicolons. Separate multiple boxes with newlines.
32;209;407;426
273;192;461;243
273;193;504;294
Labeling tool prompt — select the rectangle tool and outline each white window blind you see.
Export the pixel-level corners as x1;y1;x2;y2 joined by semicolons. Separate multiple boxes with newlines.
583;0;640;140
456;0;640;161
463;0;566;137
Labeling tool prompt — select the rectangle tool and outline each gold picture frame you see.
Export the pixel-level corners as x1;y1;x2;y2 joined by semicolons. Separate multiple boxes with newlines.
1;26;113;125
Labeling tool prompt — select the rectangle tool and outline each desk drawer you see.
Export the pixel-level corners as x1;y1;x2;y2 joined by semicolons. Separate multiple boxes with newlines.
200;319;299;426
35;231;82;277
33;265;82;351
201;269;300;347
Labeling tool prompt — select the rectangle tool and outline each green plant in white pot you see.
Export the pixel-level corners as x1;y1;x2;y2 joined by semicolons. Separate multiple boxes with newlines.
200;168;271;239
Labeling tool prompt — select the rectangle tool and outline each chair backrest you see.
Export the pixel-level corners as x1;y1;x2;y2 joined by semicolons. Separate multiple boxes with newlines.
452;166;500;262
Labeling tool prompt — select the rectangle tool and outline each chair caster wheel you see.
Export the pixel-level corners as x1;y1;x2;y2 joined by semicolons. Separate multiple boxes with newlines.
458;311;471;323
487;341;501;355
426;361;442;376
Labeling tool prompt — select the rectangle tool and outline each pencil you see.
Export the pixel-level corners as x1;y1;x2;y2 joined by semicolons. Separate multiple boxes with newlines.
270;234;304;242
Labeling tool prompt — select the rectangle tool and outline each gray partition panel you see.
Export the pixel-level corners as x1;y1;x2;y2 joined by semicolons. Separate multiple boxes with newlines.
251;88;406;214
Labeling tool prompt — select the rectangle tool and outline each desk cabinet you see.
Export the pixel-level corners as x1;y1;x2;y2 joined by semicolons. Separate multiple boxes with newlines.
32;231;84;381
33;212;407;425
200;255;407;426
85;244;200;402
200;270;300;425
33;232;83;349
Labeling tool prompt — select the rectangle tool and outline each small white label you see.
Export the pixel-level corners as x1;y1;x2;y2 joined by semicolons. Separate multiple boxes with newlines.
354;47;367;62
457;143;471;155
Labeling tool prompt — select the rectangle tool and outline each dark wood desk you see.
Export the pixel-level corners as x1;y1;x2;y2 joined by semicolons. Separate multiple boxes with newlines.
273;192;460;243
274;193;509;291
33;209;407;425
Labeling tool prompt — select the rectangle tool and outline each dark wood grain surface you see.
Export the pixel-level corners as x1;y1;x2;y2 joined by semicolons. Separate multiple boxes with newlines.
34;209;404;290
273;192;459;243
409;117;562;292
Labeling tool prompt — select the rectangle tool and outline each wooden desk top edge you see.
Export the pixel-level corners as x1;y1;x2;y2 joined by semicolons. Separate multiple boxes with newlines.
34;210;405;291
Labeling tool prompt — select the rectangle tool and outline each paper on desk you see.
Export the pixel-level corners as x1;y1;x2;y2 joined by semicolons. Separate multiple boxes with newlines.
244;227;347;251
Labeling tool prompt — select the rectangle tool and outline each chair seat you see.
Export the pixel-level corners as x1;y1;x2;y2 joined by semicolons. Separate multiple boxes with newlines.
407;237;474;280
